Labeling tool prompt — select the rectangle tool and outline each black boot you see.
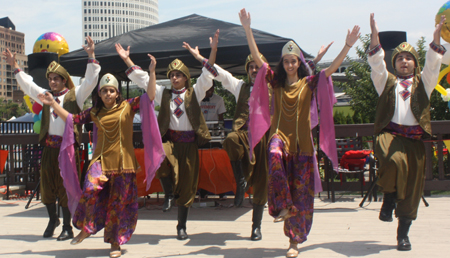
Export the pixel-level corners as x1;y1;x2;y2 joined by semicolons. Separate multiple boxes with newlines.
230;160;247;207
176;206;189;240
43;203;60;238
57;207;74;241
379;192;396;222
160;177;174;212
397;218;412;251
251;204;264;241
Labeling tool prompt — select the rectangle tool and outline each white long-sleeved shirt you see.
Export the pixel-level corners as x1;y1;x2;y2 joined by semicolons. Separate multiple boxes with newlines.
15;61;101;136
368;44;443;126
128;67;214;131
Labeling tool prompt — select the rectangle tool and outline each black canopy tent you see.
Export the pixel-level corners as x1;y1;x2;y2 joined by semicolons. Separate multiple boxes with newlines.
60;14;313;81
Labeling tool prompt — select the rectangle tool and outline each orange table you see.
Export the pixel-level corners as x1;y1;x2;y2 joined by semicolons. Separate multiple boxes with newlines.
135;148;238;197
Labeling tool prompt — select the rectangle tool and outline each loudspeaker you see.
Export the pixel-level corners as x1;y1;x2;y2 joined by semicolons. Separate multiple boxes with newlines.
378;31;407;74
27;52;59;91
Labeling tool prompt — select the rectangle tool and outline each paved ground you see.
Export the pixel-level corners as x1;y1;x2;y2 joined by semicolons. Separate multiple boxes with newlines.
0;194;449;258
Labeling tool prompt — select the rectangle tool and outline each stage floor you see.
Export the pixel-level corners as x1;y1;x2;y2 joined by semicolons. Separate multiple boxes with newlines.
0;194;449;257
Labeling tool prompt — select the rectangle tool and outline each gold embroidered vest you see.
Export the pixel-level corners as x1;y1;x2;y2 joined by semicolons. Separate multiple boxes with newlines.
39;88;82;146
158;87;211;146
374;73;431;136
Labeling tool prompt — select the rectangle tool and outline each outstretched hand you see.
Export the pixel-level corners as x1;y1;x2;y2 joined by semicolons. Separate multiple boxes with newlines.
37;92;55;106
182;42;203;62
346;25;361;47
148;54;156;72
370;13;379;36
434;15;446;45
239;8;251;29
115;43;130;60
314;42;334;64
82;36;95;57
2;48;17;67
210;29;220;50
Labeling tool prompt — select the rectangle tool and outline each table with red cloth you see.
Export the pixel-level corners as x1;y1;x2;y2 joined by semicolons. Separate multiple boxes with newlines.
135;148;243;197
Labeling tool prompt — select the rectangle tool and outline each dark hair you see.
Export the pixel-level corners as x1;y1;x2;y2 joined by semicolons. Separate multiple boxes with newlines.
272;56;309;88
93;87;124;115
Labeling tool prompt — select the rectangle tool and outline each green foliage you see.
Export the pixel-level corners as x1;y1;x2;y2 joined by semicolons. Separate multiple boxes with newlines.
0;98;28;121
334;34;379;123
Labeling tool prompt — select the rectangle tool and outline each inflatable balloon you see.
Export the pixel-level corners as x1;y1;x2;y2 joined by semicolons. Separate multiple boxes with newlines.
39;110;42;120
436;2;450;43
33;32;69;57
33;114;40;123
33;120;41;134
23;95;34;113
32;102;43;115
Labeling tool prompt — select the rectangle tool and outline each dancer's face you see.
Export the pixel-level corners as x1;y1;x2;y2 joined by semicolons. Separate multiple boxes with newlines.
48;73;67;93
394;52;416;76
283;54;300;77
247;61;260;83
99;86;118;109
169;71;188;90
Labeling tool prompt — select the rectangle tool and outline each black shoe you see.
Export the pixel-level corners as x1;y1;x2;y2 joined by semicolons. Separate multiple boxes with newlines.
177;227;188;240
251;226;262;241
230;160;247;207
43;203;60;238
57;226;74;241
397;237;411;251
397;218;412;251
251;204;264;241
43;218;61;238
379;192;396;222
162;195;174;212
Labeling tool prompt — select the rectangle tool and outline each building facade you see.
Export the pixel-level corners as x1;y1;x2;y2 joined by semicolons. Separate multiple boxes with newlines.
82;0;159;44
0;17;27;103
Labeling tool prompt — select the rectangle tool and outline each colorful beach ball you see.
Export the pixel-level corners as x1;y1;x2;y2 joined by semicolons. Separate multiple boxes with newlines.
33;32;69;57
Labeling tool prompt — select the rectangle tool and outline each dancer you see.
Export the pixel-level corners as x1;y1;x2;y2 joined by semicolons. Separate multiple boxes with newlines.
239;8;360;257
122;29;219;240
184;37;331;242
368;13;446;251
2;36;100;241
38;58;160;257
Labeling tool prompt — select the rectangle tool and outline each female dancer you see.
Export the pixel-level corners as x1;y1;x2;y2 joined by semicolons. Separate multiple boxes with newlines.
38;54;161;258
239;8;360;258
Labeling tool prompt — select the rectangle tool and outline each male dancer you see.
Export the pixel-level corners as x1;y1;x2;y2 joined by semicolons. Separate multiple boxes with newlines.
2;36;100;240
368;14;446;251
184;40;331;240
119;29;219;240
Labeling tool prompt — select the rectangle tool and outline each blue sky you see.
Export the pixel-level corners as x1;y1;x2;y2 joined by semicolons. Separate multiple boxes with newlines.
2;0;447;62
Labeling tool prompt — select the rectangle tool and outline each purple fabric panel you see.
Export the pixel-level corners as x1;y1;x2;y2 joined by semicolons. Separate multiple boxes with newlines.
140;93;165;191
248;62;271;160
59;113;82;215
317;70;338;171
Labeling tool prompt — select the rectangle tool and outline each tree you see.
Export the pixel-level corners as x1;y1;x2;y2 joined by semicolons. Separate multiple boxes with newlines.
336;35;450;122
334;35;379;123
0;98;28;121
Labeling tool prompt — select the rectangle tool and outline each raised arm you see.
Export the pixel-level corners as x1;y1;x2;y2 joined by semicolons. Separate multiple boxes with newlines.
369;13;380;50
239;8;266;68
147;54;156;101
323;25;361;78
82;36;96;59
116;43;135;67
182;29;220;65
434;15;446;46
37;92;69;122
